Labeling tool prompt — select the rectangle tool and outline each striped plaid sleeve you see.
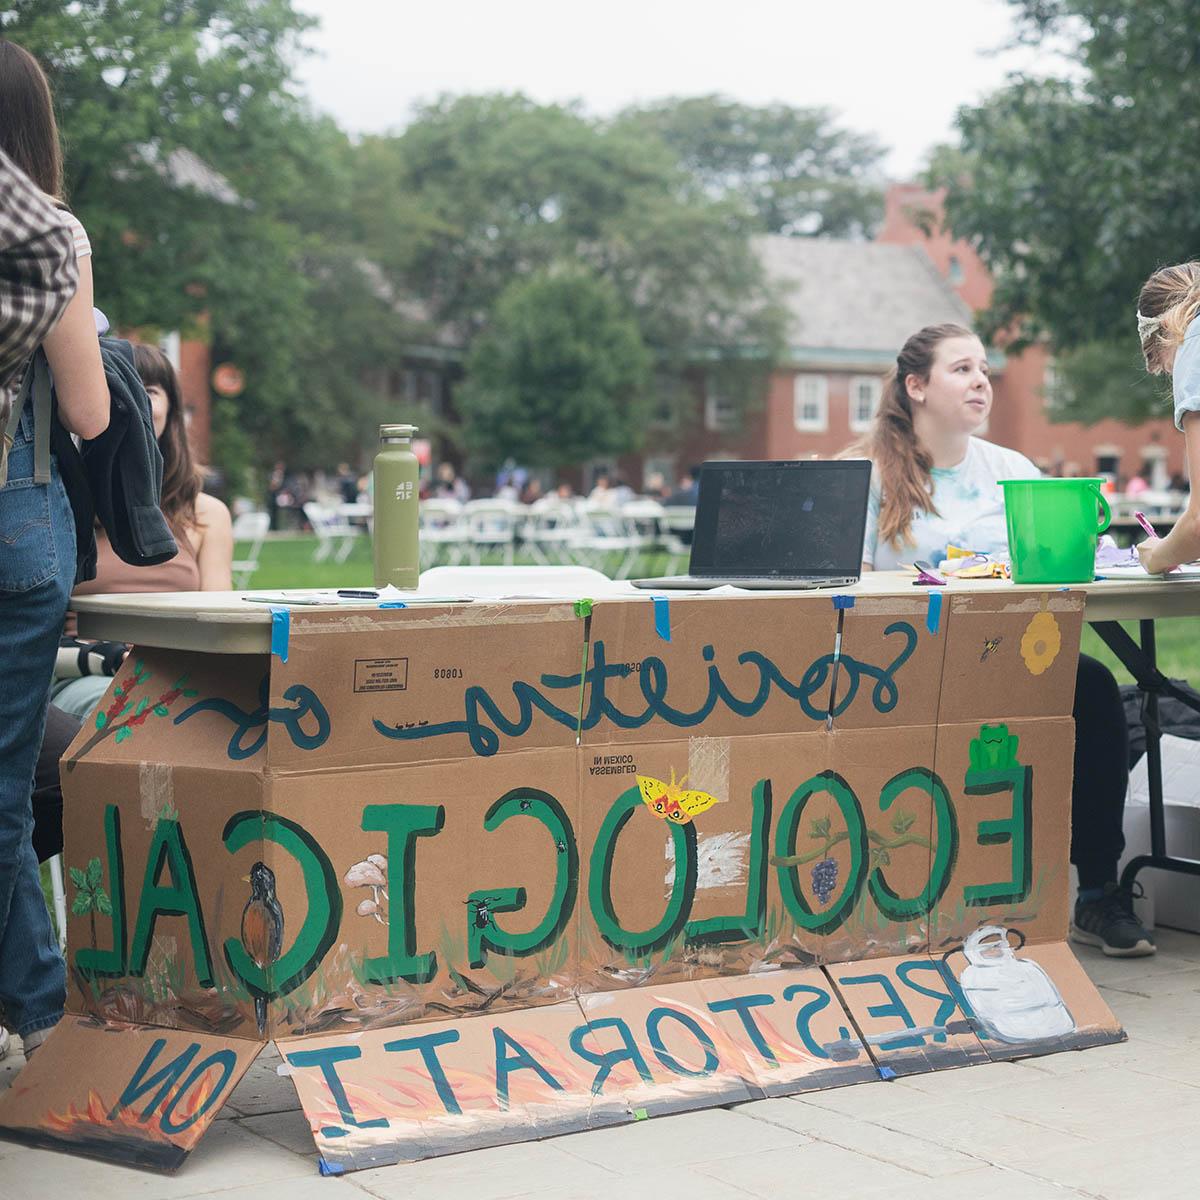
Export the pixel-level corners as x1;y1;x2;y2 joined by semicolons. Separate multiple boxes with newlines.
0;149;79;391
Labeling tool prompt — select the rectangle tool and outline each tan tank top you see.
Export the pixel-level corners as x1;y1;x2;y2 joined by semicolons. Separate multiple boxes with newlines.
65;529;201;637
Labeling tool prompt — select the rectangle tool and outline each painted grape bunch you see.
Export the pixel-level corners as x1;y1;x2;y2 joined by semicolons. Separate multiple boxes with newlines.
811;857;839;906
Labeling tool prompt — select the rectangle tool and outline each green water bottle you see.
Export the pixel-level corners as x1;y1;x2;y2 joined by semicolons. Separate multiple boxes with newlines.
372;423;420;589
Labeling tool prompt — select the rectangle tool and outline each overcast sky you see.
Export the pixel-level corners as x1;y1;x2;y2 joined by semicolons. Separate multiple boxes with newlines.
291;0;1059;179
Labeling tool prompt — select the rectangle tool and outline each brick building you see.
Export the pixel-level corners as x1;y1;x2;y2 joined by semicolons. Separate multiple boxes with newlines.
620;184;1185;492
877;184;1182;488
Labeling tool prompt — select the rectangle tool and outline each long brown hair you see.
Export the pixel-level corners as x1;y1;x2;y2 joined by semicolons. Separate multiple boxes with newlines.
1138;262;1200;372
848;323;975;549
133;344;201;537
0;40;64;200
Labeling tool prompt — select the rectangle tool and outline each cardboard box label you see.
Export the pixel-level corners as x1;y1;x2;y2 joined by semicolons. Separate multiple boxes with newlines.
354;658;409;693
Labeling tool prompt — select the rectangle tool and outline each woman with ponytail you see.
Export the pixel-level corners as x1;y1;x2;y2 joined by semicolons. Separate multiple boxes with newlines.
849;323;1155;959
1134;262;1200;574
853;324;1039;569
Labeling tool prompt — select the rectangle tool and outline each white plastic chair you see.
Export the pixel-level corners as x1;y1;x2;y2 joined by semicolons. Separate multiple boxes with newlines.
520;497;581;565
661;505;697;574
462;499;521;565
230;510;270;589
570;502;646;580
304;501;360;564
419;499;469;567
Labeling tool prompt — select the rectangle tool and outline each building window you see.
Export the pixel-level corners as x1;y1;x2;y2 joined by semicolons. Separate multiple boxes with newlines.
705;384;738;432
848;376;882;433
793;374;829;432
948;255;964;285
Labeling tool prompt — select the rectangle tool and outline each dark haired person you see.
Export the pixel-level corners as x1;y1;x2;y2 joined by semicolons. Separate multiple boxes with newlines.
850;323;1153;958
54;344;232;717
1133;262;1200;575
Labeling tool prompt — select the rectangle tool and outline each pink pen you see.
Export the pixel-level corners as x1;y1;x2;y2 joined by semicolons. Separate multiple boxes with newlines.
1134;511;1179;573
1133;510;1158;538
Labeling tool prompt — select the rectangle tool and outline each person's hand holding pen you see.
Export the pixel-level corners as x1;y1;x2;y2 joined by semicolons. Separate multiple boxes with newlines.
1134;511;1177;575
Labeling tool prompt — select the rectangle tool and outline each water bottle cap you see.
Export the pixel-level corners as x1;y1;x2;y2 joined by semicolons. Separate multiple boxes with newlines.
380;423;418;439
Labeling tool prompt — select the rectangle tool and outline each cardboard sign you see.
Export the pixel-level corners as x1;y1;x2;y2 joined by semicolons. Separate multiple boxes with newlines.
0;589;1123;1173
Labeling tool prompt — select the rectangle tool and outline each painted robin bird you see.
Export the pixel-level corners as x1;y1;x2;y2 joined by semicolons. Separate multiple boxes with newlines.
241;861;284;1035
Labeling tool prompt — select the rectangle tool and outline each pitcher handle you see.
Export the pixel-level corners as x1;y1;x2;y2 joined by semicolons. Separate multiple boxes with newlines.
1091;483;1112;534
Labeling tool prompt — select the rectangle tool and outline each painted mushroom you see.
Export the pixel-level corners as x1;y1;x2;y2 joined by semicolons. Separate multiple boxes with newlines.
356;896;386;924
344;858;388;921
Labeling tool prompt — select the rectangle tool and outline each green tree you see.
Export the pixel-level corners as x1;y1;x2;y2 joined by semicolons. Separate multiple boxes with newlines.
3;2;413;481
70;856;111;951
615;95;886;237
360;94;786;439
930;0;1200;421
456;268;651;469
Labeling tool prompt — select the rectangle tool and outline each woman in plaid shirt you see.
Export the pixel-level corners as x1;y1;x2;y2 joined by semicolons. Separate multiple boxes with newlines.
0;39;110;1064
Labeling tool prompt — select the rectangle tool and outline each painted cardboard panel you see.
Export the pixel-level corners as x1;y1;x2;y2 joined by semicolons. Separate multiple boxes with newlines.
278;1000;623;1173
938;591;1084;723
927;718;1073;953
0;1016;259;1171
279;971;875;1173
574;981;760;1116
957;937;1125;1061
18;589;1122;1176
699;968;877;1096
260;749;582;1037
579;595;839;747
63;762;267;1039
829;592;948;731
576;735;799;993
574;730;939;992
63;649;270;772
266;603;586;770
828;953;990;1076
829;939;1120;1081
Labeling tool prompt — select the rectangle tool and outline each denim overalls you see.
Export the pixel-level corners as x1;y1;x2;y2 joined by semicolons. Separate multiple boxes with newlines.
0;387;73;1037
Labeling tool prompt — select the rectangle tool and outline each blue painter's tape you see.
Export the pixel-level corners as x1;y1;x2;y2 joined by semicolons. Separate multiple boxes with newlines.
652;595;671;642
832;594;855;610
377;601;408;609
318;1158;345;1176
926;591;944;636
878;1065;897;1081
270;605;290;663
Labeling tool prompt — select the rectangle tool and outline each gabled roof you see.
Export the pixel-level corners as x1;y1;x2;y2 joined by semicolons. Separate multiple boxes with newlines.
755;235;976;367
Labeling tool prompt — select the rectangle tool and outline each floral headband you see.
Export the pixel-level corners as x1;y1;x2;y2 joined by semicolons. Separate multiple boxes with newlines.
1137;310;1162;341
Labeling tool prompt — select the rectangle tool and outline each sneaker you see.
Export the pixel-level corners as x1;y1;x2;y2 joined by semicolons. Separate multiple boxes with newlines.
1072;882;1156;957
19;1026;55;1059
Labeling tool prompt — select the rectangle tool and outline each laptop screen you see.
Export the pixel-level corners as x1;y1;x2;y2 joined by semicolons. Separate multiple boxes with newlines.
689;460;872;577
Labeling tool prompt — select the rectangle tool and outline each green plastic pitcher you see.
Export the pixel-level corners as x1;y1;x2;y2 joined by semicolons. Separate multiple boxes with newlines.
999;477;1112;584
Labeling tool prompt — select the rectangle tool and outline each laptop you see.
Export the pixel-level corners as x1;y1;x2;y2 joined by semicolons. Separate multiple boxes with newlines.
632;459;871;591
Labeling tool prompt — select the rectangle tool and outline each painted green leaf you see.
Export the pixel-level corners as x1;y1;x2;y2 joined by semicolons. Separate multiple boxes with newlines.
183;688;199;698
95;711;107;730
71;894;92;916
154;704;169;716
86;857;103;887
69;867;87;889
115;727;132;743
135;697;150;716
96;891;113;916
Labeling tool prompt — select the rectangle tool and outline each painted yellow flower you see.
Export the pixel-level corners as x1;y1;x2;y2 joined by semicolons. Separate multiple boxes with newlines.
1020;609;1061;676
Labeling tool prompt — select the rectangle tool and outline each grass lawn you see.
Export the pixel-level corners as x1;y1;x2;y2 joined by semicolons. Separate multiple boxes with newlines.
244;534;1200;684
